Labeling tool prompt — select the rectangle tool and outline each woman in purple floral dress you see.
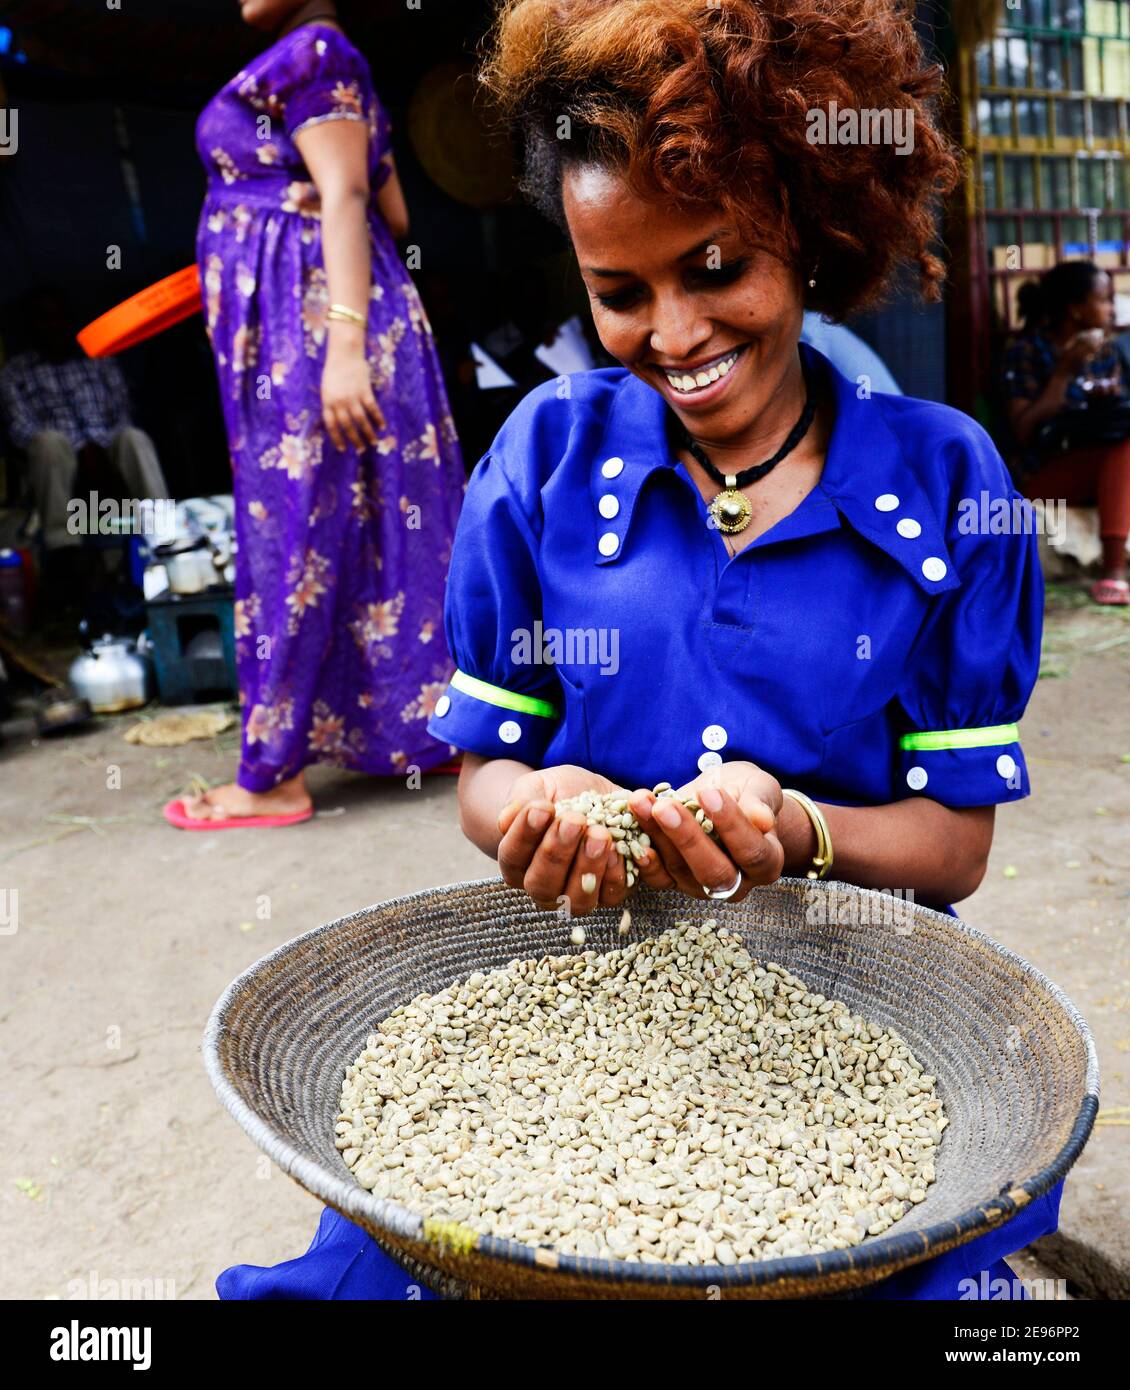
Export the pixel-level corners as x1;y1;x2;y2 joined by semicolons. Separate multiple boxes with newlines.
170;0;465;828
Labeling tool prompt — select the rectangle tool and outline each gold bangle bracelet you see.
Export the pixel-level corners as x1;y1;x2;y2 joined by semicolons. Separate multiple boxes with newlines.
781;788;834;880
327;303;367;327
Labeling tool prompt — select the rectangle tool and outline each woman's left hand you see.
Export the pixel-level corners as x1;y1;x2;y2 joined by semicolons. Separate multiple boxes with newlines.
626;761;784;903
322;348;385;451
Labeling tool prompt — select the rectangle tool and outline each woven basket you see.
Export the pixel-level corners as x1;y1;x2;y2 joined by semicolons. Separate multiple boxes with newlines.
203;876;1098;1299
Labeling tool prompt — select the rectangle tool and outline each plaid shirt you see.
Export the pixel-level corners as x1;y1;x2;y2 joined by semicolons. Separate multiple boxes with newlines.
0;351;132;451
1001;330;1123;405
1000;330;1125;482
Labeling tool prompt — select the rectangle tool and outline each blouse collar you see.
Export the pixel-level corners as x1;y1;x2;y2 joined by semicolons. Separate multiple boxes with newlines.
588;340;960;595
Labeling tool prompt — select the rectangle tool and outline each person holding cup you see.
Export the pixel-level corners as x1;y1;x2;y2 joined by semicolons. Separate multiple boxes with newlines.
1003;260;1130;606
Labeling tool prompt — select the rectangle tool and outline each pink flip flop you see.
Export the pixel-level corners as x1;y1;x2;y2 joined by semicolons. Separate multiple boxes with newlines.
163;798;314;830
1090;577;1130;606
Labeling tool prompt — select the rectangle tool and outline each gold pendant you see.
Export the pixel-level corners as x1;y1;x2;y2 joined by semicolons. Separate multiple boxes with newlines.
710;475;752;534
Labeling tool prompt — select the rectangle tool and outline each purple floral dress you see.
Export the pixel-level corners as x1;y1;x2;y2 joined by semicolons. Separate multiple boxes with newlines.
195;22;464;790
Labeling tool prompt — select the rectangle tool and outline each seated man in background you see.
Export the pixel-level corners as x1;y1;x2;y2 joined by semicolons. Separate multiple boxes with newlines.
0;286;169;594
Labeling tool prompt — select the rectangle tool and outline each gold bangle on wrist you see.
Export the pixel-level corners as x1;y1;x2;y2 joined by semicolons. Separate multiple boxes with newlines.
327;303;367;328
781;788;834;880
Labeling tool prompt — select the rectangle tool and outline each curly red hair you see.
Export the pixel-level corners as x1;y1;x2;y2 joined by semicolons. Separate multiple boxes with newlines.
480;0;964;319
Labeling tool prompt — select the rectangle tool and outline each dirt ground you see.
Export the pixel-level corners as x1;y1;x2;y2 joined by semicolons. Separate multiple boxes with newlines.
2;581;1127;1300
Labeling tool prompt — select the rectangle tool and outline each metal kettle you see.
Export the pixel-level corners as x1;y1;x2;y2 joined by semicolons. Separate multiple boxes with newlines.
67;622;153;714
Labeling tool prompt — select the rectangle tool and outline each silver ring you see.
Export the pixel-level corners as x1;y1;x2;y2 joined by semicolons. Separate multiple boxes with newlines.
702;868;743;901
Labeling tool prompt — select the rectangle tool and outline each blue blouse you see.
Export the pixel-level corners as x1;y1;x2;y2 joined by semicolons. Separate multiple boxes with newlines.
426;341;1043;815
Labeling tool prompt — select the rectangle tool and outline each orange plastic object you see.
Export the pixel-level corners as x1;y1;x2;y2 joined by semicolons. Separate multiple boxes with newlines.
77;265;203;357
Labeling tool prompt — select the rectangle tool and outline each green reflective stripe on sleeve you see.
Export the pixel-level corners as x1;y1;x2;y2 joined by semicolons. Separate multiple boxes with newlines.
450;670;557;719
899;723;1020;752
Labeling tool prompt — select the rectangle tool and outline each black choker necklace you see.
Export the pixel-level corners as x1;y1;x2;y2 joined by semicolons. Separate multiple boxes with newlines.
677;361;819;534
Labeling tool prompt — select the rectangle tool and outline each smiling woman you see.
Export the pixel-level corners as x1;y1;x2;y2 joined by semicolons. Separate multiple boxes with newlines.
446;0;1016;916
217;0;1059;1301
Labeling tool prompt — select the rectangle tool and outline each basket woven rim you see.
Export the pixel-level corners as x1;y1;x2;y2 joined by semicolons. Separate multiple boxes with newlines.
203;875;1100;1292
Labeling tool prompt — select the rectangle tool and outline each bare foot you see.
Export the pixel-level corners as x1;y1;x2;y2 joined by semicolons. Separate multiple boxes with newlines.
182;772;312;821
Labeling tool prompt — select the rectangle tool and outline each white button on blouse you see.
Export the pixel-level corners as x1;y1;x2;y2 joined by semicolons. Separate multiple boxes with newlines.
601;457;625;478
598;532;619;556
698;750;723;771
896;518;922;539
875;494;900;512
921;557;948;582
434;695;450;717
701;724;728;750
498;720;521;744
906;766;929;790
598;495;620;519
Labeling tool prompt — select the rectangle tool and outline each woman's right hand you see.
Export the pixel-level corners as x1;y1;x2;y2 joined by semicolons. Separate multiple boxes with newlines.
1060;328;1107;373
322;340;385;451
495;765;641;916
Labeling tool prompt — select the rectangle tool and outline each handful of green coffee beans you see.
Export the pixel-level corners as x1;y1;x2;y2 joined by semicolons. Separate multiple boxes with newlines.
553;782;720;945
